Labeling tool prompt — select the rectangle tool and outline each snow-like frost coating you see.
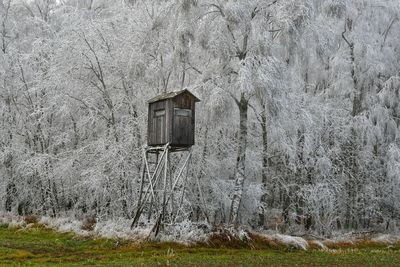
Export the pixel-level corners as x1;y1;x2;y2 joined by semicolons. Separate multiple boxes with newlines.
158;220;211;243
1;0;400;239
274;234;309;250
310;240;328;250
0;213;26;228
39;216;89;236
372;234;400;244
94;218;151;240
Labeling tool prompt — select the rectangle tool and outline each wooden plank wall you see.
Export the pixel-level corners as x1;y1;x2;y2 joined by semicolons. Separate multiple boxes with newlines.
147;92;197;147
171;93;195;146
148;100;168;146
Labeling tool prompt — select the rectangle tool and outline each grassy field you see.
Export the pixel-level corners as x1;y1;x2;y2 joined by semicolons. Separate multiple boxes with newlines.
0;225;400;266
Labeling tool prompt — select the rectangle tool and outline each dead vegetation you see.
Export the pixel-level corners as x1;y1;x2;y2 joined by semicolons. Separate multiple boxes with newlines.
81;216;97;231
1;214;400;251
24;215;39;224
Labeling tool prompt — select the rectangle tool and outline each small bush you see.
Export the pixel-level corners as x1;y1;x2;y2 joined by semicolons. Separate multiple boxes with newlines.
82;217;97;231
247;232;283;250
207;225;251;248
24;215;39;224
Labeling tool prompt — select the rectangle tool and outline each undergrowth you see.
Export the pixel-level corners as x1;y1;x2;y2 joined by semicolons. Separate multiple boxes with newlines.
0;224;400;267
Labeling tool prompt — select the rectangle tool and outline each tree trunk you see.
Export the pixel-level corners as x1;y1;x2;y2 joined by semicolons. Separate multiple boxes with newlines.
229;93;248;225
194;126;209;221
258;104;268;227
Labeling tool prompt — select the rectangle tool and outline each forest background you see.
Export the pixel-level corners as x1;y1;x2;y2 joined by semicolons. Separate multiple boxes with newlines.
1;0;400;237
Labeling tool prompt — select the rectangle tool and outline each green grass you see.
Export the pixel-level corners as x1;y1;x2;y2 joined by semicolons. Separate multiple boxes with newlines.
0;226;399;266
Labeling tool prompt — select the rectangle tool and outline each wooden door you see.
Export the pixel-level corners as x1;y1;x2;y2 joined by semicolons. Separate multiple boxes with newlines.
153;109;166;144
173;108;192;145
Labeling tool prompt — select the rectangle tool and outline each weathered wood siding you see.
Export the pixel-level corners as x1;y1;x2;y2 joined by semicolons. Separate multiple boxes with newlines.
171;92;195;146
147;91;197;147
148;100;171;146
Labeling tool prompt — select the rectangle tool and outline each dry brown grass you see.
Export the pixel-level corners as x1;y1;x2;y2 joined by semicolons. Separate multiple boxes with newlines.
203;226;289;250
201;225;250;248
24;215;39;224
308;240;327;250
247;231;286;249
207;234;250;248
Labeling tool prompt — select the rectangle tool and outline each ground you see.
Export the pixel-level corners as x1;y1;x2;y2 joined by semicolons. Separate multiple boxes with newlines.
0;225;400;266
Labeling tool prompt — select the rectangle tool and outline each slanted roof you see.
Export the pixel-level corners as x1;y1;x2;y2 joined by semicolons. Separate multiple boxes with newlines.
148;89;201;104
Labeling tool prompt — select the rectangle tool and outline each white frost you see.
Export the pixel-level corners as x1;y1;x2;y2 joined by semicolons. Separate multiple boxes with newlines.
274;234;309;250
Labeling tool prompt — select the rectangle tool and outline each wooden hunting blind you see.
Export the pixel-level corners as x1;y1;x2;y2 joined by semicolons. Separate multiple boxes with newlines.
131;89;207;233
147;89;200;147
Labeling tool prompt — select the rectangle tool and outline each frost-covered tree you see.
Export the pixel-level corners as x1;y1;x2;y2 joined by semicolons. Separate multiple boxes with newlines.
1;0;400;236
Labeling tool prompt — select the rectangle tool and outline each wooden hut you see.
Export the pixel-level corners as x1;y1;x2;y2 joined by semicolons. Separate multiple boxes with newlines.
147;89;200;147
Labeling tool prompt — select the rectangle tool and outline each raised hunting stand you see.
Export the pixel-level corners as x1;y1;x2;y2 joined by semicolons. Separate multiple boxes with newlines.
147;89;199;147
131;89;207;236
